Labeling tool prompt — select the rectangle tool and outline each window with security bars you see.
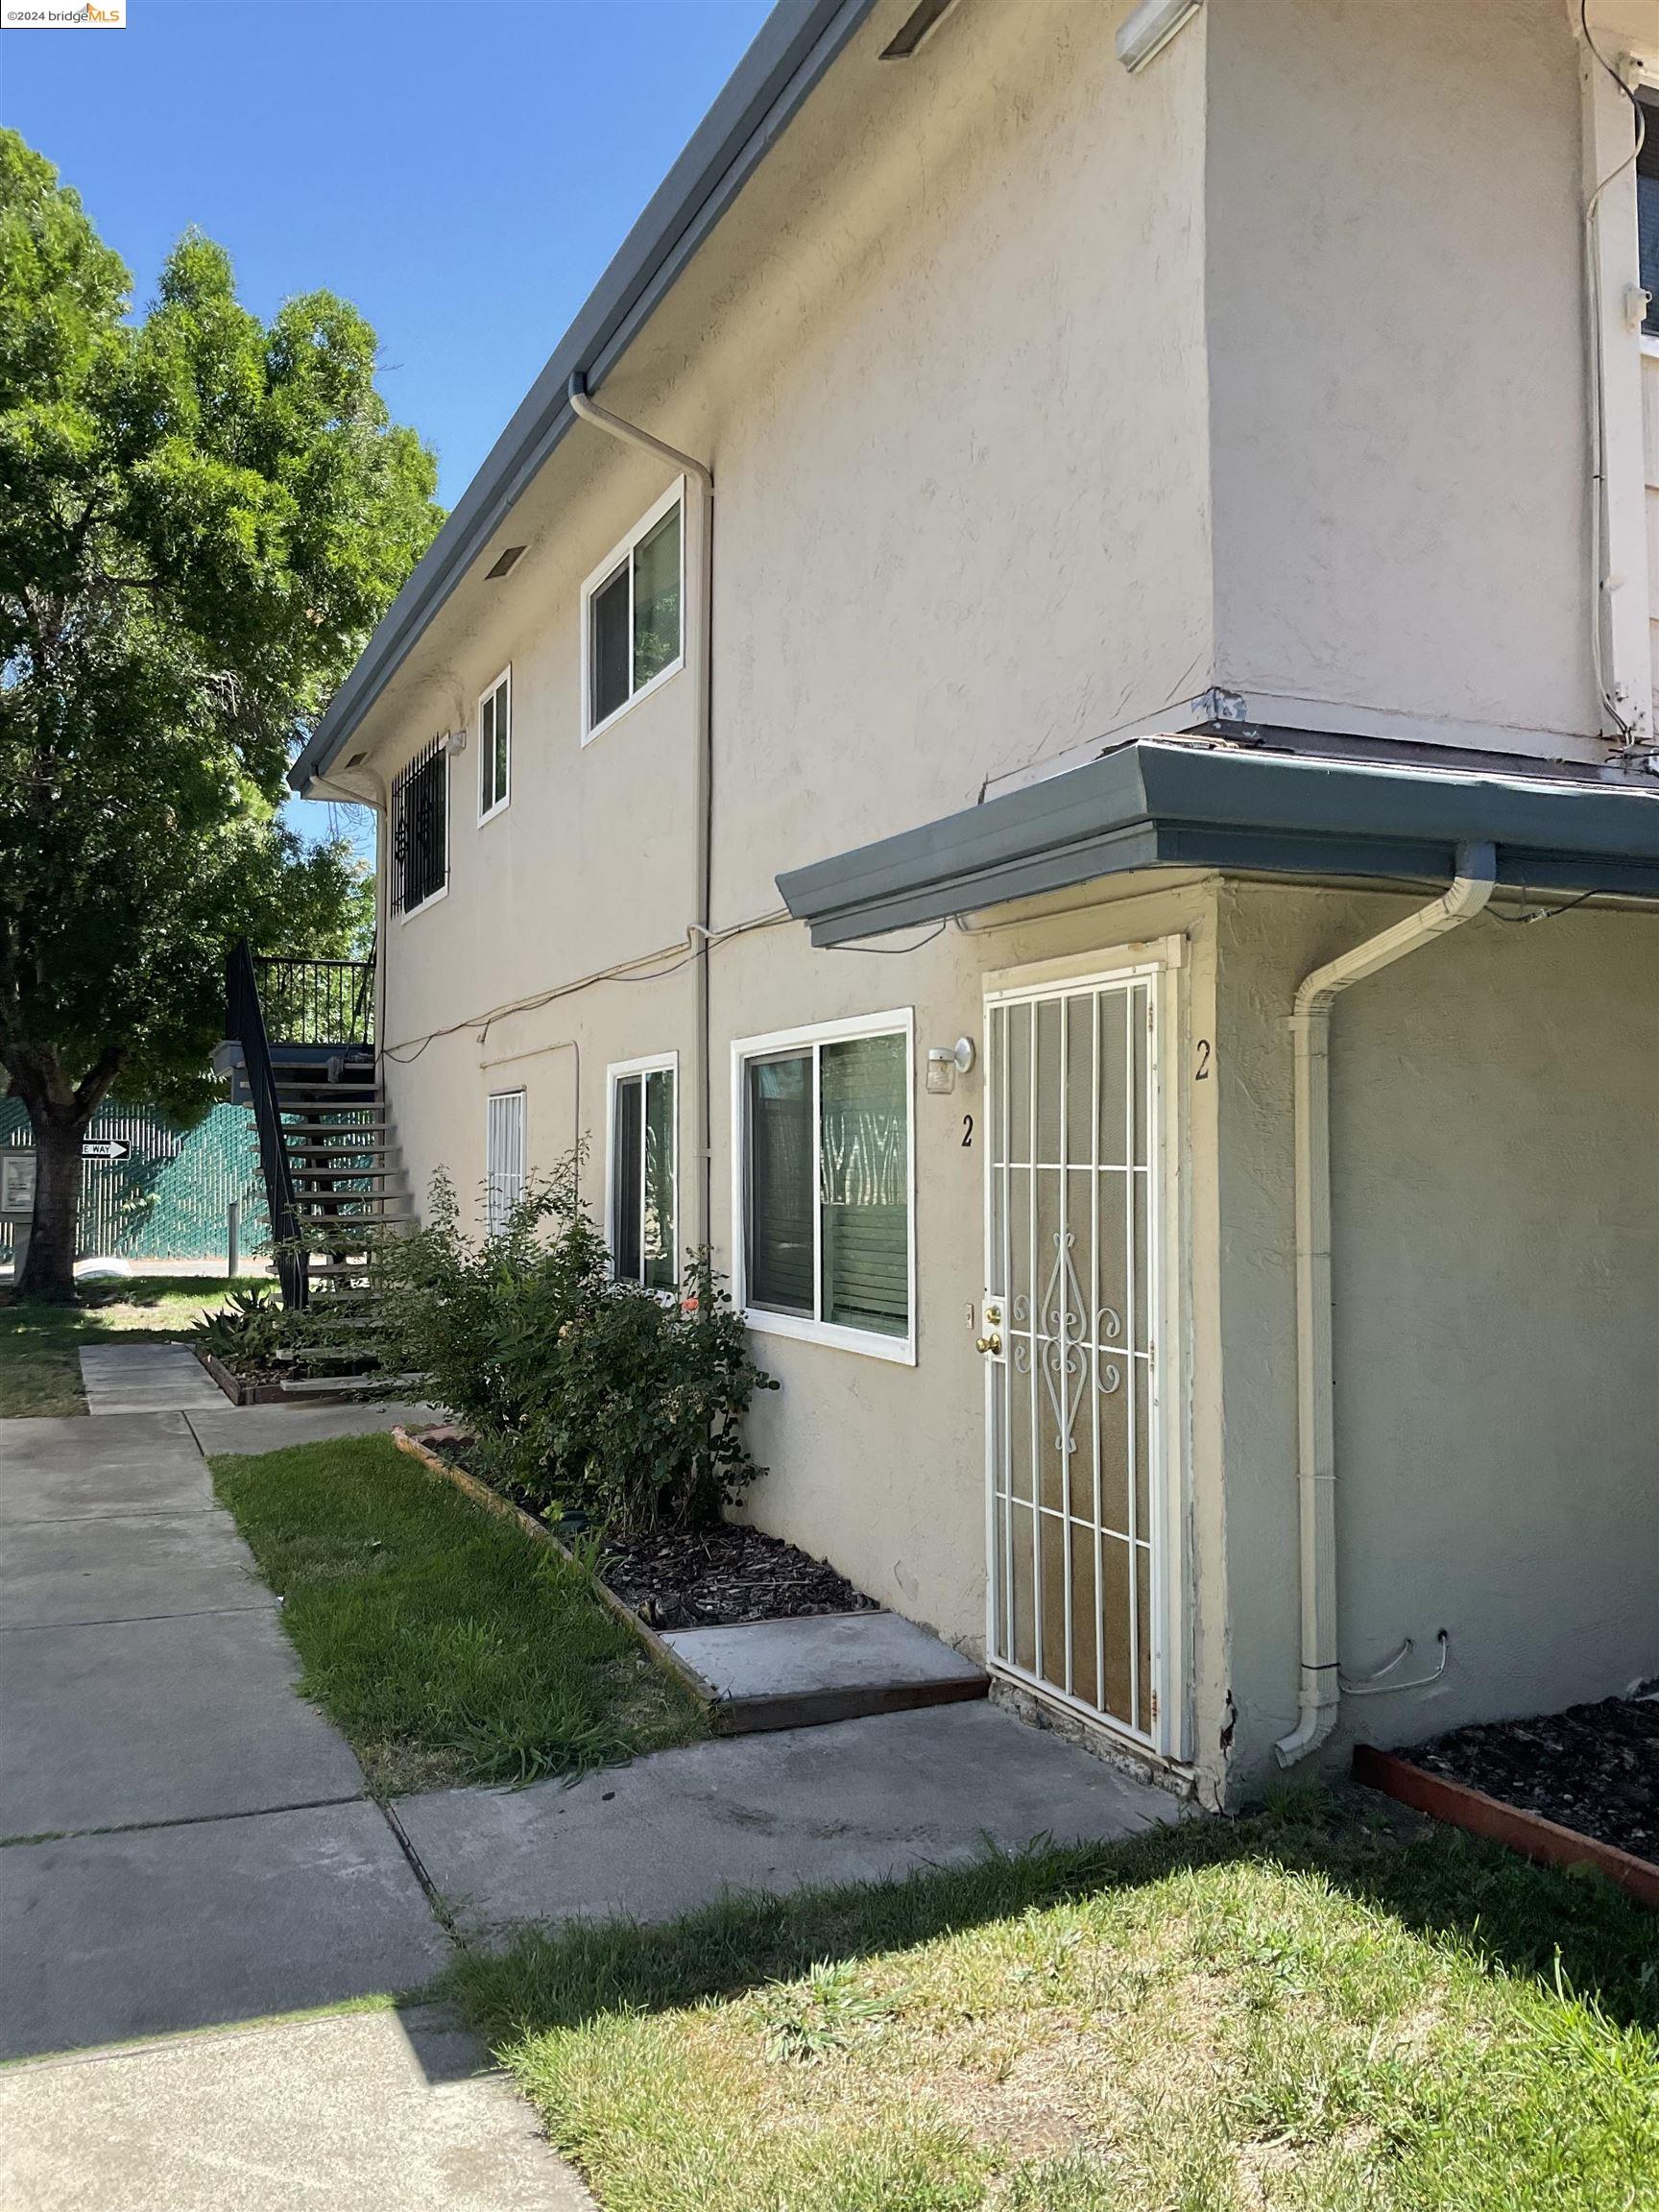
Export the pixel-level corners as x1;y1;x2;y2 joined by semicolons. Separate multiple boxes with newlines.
390;736;448;916
609;1061;677;1291
738;1017;911;1352
486;1090;526;1236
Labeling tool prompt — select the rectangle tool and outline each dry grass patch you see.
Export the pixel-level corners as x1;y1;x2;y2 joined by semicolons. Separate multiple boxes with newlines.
0;1275;235;1416
445;1791;1659;2211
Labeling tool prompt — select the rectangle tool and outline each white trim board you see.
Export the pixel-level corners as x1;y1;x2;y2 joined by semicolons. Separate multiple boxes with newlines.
579;477;686;747
730;1006;917;1367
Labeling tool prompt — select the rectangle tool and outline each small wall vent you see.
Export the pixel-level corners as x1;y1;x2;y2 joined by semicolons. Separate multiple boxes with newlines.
879;0;957;60
484;545;526;580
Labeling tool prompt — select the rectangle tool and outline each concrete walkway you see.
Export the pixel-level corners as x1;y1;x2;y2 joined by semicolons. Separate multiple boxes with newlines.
0;1349;1176;2204
404;1699;1173;1943
79;1341;224;1415
0;1389;586;2210
0;2006;586;2211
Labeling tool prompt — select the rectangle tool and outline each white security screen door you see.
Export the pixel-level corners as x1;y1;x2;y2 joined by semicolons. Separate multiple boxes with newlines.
983;967;1171;1748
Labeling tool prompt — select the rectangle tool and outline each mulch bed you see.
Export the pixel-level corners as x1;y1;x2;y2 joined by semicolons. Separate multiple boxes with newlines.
1409;1695;1659;1864
415;1428;877;1631
598;1524;878;1632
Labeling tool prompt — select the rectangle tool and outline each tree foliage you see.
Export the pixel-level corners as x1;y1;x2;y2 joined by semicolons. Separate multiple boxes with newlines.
0;130;441;1291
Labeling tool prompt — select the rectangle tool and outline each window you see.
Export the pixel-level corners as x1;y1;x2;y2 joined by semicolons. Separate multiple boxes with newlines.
486;1090;526;1235
733;1010;914;1362
1641;101;1659;337
581;481;684;740
478;667;511;822
390;734;448;918
607;1057;678;1290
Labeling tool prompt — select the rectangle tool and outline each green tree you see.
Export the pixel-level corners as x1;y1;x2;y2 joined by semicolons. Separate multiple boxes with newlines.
0;131;441;1300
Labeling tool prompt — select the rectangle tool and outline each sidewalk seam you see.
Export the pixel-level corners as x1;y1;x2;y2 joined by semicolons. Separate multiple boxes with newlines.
0;1601;271;1637
0;1792;368;1850
379;1801;460;1943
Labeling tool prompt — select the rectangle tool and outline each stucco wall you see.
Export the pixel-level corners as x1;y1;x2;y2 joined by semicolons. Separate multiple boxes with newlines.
361;0;1214;1062
328;1;1659;1809
1213;883;1659;1788
1204;0;1598;757
383;870;1230;1791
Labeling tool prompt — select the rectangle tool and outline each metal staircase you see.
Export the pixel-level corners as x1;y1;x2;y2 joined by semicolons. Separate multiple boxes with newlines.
220;940;409;1327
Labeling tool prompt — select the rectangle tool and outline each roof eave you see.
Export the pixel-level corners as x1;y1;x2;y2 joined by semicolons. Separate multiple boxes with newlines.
776;742;1659;945
292;0;879;796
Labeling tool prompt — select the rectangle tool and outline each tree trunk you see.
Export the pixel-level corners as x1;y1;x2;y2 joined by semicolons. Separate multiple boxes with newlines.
16;1108;88;1305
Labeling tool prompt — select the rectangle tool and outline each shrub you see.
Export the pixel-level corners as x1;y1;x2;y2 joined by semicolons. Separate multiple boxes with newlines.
364;1147;778;1533
193;1282;289;1373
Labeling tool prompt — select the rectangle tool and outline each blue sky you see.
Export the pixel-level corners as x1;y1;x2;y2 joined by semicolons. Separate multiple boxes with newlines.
3;0;770;853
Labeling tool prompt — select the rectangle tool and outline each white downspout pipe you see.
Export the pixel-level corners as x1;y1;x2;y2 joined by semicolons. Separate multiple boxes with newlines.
1273;842;1498;1767
566;373;715;1255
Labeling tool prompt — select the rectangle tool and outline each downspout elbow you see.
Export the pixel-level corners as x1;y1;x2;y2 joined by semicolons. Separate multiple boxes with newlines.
1274;1688;1340;1768
565;373;713;497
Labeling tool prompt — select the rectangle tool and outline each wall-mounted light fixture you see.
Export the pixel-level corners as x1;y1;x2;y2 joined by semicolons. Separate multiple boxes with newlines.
445;727;468;756
926;1037;976;1094
1116;0;1202;74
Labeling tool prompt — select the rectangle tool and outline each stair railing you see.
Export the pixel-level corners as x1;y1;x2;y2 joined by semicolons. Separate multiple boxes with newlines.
252;948;376;1049
226;939;308;1310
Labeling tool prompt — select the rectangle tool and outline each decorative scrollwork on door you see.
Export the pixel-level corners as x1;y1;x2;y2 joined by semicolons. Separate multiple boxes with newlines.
1040;1336;1088;1455
1041;1230;1086;1340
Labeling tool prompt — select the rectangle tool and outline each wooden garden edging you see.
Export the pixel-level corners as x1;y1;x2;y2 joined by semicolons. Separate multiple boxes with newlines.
195;1344;289;1407
390;1425;716;1719
1355;1744;1659;1911
194;1343;363;1408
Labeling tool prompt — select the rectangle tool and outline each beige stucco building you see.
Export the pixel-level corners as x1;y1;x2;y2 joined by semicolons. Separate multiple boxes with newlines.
294;0;1659;1808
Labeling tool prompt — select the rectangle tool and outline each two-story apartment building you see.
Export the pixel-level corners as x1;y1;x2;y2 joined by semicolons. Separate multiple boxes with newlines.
292;0;1659;1807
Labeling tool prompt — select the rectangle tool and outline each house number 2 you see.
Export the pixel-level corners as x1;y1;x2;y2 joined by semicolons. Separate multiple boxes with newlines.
1194;1040;1212;1080
961;1114;974;1147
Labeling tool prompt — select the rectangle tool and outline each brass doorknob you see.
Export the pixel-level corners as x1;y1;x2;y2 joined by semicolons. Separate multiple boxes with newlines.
976;1333;1002;1356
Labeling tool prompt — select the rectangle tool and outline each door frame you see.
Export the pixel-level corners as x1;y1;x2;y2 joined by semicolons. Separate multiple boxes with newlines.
979;936;1191;1767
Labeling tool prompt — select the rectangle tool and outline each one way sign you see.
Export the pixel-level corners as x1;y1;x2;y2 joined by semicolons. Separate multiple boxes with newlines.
80;1140;132;1163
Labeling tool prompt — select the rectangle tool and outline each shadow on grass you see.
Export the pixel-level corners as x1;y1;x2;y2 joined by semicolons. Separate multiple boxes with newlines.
75;1276;236;1319
443;1786;1659;2047
0;1276;232;1326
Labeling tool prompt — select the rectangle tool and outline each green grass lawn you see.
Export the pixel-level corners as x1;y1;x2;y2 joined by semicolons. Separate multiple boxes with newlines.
209;1431;707;1795
0;1274;238;1417
445;1792;1659;2212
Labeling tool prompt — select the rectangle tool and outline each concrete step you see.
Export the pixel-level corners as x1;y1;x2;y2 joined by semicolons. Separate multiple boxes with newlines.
659;1612;990;1735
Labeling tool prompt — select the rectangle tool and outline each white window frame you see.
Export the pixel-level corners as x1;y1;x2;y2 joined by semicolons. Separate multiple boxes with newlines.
579;477;686;746
730;1007;916;1367
393;739;449;926
485;1088;526;1236
477;664;512;826
605;1051;680;1292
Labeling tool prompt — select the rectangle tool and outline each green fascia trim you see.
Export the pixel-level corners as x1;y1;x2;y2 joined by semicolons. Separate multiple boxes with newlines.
776;743;1659;946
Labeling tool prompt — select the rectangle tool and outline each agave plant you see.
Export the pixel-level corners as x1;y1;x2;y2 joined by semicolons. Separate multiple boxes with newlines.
192;1284;289;1373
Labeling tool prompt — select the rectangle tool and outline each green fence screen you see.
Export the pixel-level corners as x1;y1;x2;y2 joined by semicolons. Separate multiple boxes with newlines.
0;1101;269;1264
